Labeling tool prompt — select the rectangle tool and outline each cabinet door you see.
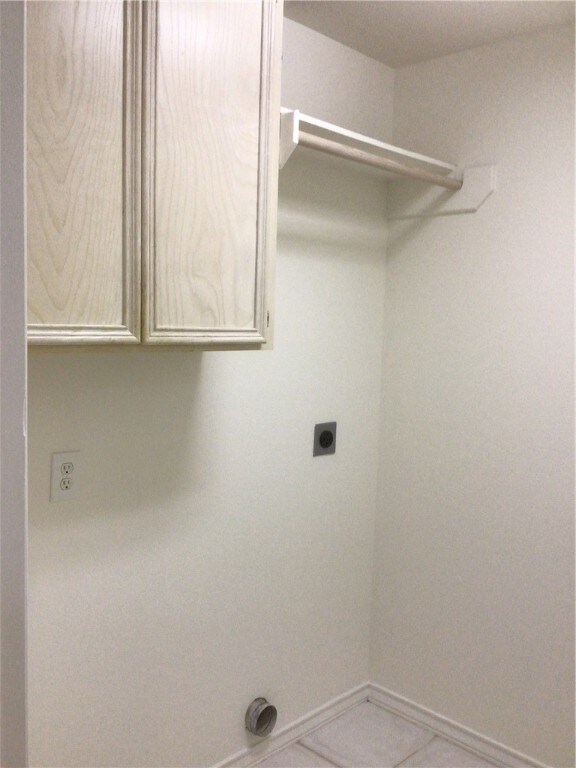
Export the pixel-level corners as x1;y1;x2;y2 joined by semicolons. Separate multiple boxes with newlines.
143;0;282;346
27;1;141;344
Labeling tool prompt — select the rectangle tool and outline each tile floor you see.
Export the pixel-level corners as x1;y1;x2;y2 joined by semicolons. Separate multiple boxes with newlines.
254;702;499;768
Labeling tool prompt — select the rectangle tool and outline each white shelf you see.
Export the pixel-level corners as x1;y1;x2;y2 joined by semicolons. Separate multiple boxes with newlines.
280;109;462;190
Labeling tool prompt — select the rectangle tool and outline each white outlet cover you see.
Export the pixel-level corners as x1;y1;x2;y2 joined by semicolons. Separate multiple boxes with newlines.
50;451;81;502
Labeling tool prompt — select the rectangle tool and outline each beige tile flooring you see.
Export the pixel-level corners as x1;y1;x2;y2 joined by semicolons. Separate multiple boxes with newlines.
255;702;499;768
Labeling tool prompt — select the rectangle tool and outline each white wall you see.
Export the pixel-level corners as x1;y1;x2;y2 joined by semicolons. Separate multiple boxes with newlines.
27;20;392;767
371;25;574;767
282;18;394;139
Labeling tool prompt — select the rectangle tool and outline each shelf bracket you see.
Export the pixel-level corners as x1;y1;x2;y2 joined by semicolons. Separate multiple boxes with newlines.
279;109;299;169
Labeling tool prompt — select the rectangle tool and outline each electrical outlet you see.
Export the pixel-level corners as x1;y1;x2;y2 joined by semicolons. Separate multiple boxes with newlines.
313;422;337;456
51;451;80;502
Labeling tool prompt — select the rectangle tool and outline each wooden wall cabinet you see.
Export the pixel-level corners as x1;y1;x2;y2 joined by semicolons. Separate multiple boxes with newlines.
27;1;141;343
27;0;282;347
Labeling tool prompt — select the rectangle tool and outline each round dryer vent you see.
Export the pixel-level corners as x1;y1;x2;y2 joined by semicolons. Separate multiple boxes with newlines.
245;698;277;737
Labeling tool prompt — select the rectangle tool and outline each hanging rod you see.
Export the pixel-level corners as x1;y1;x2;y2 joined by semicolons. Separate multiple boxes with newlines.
298;131;463;190
280;109;463;191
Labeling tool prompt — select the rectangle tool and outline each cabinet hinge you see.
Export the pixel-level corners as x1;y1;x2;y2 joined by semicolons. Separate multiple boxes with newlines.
266;311;270;328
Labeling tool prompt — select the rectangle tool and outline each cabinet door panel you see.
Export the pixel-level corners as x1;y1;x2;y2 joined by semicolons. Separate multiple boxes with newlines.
144;0;281;345
27;0;141;344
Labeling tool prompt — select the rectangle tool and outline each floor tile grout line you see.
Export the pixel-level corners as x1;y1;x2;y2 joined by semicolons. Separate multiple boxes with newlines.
393;733;437;768
292;695;374;768
367;697;505;767
294;741;342;768
295;739;346;768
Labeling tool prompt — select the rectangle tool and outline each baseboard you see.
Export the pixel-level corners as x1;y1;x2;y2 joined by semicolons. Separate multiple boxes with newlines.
216;681;549;768
215;683;371;768
367;683;549;768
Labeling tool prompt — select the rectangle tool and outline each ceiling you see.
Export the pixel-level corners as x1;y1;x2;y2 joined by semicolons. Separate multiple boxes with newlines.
283;1;576;67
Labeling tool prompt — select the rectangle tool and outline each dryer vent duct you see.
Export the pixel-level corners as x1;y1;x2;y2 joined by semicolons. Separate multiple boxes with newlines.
245;698;277;737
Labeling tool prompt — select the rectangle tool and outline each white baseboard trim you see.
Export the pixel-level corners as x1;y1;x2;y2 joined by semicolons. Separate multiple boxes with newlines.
215;683;371;768
216;681;549;768
367;683;549;768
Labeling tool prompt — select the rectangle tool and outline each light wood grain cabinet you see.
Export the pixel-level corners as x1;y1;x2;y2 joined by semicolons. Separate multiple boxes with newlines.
27;0;282;347
27;0;141;343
